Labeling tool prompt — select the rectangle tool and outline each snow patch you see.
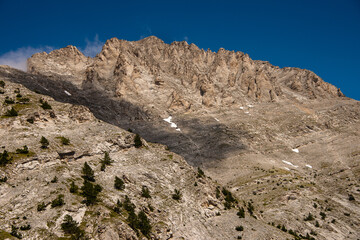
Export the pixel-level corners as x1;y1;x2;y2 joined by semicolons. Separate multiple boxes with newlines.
282;160;298;168
239;107;244;110
214;118;220;122
247;104;254;108
64;90;71;96
163;116;180;131
305;164;312;169
283;167;290;171
292;148;299;153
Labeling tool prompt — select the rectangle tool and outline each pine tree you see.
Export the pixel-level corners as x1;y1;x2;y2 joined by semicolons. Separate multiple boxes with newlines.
80;180;102;205
0;150;12;166
134;134;142;148
138;210;152;237
141;186;151;198
82;162;95;182
70;181;78;193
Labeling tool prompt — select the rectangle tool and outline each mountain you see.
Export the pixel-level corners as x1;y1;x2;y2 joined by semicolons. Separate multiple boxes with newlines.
0;36;359;239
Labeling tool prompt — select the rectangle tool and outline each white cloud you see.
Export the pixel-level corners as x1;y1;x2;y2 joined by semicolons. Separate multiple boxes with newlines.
0;46;53;71
184;36;189;42
80;34;104;57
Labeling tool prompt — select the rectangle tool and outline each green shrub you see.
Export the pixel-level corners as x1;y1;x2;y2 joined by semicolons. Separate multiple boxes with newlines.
5;107;18;116
37;202;46;211
197;167;205;178
20;224;31;231
0;80;5;88
10;225;22;239
315;220;320;227
349;194;355;201
70;181;78;193
40;100;52;110
0;175;7;182
222;187;237;209
114;176;125;190
51;176;58;183
172;189;182;201
237;207;245;218
134;134;142;148
247;202;254;215
51;194;65;208
40;136;49;149
82;162;95;182
18;97;30;103
16;93;22;98
16;145;29;154
4;98;15;104
0;150;12;166
304;213;314;221
235;226;244;231
59;136;70;145
26;117;34;124
123;195;136;212
141;186;151;198
320;211;326;220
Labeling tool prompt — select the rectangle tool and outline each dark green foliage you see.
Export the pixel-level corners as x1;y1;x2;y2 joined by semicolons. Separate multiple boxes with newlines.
0;89;4;94
237;236;242;239
320;211;326;220
197;167;205;178
0;150;12;166
16;93;22;98
37;202;46;211
0;80;5;88
10;225;22;239
141;186;151;198
127;209;139;234
20;224;31;230
348;194;355;201
40;136;49;149
40;100;52;109
114;199;122;213
313;203;317;208
172;189;182;201
134;134;142;148
18;97;30;103
137;210;152;237
235;226;244;231
237;207;245;218
51;194;65;208
310;229;317;235
51;176;58;183
14;88;20;94
222;187;237;209
60;136;70;145
281;225;287;232
148;204;154;212
61;214;86;239
114;176;125;190
0;175;7;182
123;195;136;212
5;107;18;116
304;212;314;221
70;181;78;193
82;162;95;182
26;117;34;124
4;98;15;104
16;145;29;154
100;151;112;171
331;219;336;224
315;220;320;227
80;180;102;205
247;202;254;215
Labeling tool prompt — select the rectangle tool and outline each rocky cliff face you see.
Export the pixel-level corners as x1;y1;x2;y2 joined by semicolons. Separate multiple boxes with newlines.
0;36;359;240
28;36;343;115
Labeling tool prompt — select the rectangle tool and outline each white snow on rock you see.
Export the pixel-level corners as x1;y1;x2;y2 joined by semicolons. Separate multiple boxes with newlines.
163;116;180;131
305;164;313;168
163;116;172;123
214;118;220;122
292;148;299;153
239;107;244;110
283;167;290;171
247;104;254;108
64;90;72;96
282;160;298;168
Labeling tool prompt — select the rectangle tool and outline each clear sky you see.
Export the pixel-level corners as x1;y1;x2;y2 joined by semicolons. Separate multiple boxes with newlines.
0;0;359;100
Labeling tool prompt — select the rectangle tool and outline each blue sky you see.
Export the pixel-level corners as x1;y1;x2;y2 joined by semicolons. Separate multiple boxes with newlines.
0;0;359;100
